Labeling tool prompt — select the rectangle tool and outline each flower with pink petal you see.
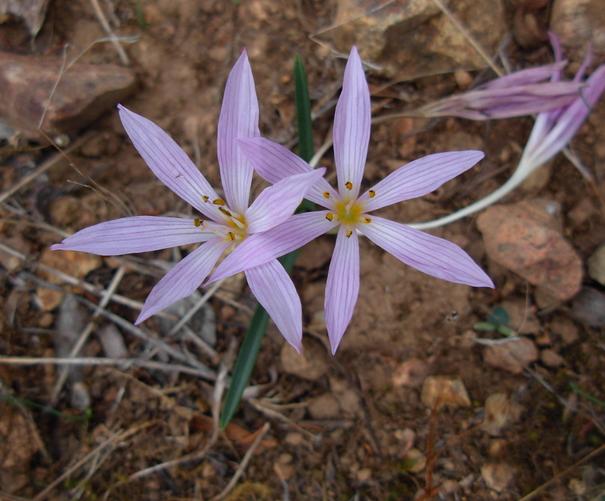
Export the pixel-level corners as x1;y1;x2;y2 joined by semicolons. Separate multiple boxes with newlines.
207;47;494;354
51;51;324;352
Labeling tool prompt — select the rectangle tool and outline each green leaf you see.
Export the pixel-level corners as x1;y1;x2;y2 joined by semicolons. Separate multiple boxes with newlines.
294;54;314;163
473;321;496;332
219;55;316;429
488;306;510;326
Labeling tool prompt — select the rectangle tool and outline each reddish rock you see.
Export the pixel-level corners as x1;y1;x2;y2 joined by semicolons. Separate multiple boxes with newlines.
477;201;582;302
0;52;136;140
316;0;506;80
0;0;49;35
483;338;538;374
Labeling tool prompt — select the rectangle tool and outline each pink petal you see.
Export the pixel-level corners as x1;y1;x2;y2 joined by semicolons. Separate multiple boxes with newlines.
325;226;360;354
245;259;302;352
136;238;228;324
217;50;260;214
50;216;217;256
118;105;223;222
208;211;336;283
358;216;494;288
358;151;484;211
246;168;326;233
333;47;371;198
238;137;338;208
531;65;605;165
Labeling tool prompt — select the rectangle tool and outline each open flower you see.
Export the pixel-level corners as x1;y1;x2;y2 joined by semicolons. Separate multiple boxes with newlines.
412;34;605;230
206;47;494;354
51;51;324;352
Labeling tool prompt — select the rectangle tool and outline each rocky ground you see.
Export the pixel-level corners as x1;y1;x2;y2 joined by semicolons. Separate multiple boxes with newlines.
0;0;604;499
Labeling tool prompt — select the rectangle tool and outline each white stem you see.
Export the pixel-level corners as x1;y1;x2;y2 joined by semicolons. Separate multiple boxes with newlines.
408;158;534;230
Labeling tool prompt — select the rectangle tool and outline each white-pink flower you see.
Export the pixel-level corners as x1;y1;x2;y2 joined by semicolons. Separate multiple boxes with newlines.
207;48;494;354
51;51;324;352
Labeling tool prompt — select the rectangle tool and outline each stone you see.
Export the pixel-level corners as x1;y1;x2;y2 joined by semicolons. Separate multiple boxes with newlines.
0;0;49;35
97;324;128;359
0;404;43;472
571;287;605;327
316;0;506;80
421;376;471;410
308;393;340;419
330;377;362;417
0;51;136;140
498;299;540;334
39;248;101;282
481;393;522;436
483;338;538;374
402;448;426;473
541;349;564;368
478;200;582;301
551;0;605;59
551;317;579;345
587;244;605;286
481;463;514;492
280;339;329;381
392;358;429;387
35;287;63;311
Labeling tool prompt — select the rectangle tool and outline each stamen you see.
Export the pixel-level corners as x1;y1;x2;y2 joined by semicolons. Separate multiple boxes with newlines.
345;181;353;191
213;198;226;206
363;216;372;224
323;192;331;199
227;231;235;241
219;207;233;217
368;190;376;198
325;213;334;222
345;229;353;238
193;217;203;227
202;195;209;203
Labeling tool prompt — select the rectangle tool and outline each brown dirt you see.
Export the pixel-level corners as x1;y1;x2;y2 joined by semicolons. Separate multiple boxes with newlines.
1;0;604;500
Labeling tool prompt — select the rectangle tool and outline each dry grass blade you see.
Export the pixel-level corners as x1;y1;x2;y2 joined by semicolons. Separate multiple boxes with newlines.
50;266;126;403
33;421;156;501
0;356;216;379
89;0;130;64
0;133;94;204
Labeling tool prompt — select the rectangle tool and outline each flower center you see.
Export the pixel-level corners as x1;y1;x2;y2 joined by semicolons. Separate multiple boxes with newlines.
225;214;248;242
334;198;365;226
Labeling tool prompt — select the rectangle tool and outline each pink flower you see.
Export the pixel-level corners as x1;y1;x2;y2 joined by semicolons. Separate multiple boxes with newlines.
51;51;324;352
207;48;494;354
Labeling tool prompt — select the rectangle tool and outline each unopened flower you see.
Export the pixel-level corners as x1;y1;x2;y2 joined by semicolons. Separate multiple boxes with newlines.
207;47;494;354
420;60;583;120
412;34;605;230
51;51;324;351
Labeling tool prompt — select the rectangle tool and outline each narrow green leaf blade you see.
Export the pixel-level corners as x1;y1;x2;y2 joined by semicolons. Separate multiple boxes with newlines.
294;54;314;162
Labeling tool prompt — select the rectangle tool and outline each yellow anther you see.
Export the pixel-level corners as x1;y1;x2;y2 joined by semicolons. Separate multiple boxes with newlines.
325;213;334;222
368;190;376;198
193;217;203;227
202;195;209;203
227;231;235;241
345;229;353;238
219;207;233;217
212;197;226;206
323;191;331;199
363;216;372;224
345;181;353;191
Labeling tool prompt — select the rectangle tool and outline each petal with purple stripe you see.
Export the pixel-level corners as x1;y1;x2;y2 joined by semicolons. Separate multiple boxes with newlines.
246;168;325;233
50;216;217;256
118;105;223;222
358;151;484;211
333;47;371;198
217;50;260;214
238;137;338;208
325;226;360;354
207;211;336;283
358;216;494;288
245;259;303;352
136;238;228;324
